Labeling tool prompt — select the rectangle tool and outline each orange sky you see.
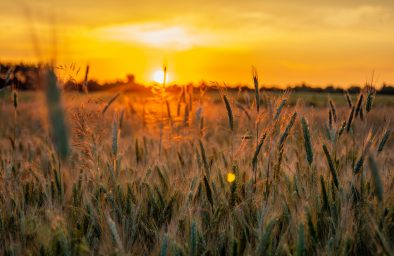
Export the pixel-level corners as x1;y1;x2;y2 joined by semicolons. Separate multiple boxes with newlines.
1;0;394;87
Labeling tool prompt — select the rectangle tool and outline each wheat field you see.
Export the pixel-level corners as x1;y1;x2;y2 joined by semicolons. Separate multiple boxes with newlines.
0;70;393;255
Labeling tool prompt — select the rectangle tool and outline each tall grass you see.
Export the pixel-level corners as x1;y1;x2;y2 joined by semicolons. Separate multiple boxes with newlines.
45;67;70;159
0;69;393;255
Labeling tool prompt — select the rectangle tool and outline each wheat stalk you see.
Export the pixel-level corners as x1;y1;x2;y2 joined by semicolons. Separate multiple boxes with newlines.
278;112;297;149
368;155;383;202
301;117;313;165
45;67;70;159
223;95;233;131
322;144;339;188
102;92;121;114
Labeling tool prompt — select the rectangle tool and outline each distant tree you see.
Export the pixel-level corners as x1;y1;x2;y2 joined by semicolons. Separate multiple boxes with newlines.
126;74;135;85
348;86;361;94
379;84;394;95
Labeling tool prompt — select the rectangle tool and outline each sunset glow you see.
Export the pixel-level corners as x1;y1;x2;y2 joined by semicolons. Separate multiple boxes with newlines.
1;1;394;254
152;69;168;84
1;1;394;86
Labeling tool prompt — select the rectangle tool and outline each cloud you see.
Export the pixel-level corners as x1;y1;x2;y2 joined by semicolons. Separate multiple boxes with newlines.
322;5;392;28
94;23;221;50
92;20;271;50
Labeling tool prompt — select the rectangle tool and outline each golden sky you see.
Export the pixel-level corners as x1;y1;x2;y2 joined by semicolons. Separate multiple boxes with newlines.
1;0;394;87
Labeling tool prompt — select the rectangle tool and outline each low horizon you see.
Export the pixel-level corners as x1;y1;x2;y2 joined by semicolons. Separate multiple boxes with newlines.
1;61;391;90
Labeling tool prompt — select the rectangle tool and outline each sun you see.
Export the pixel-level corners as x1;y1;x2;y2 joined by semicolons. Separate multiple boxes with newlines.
152;70;169;84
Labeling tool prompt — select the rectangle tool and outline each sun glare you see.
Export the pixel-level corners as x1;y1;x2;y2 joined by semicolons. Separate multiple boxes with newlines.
152;70;169;84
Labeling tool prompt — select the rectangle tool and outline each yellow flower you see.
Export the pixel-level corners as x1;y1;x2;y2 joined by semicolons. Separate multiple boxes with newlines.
227;172;236;183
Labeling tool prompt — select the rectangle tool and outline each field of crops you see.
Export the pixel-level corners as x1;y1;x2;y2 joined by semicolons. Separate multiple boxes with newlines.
0;73;393;255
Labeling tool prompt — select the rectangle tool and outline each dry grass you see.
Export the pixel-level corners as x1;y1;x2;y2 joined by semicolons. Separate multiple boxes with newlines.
0;71;393;255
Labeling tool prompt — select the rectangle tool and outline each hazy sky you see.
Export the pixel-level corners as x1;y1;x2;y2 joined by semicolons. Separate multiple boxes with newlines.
1;0;394;86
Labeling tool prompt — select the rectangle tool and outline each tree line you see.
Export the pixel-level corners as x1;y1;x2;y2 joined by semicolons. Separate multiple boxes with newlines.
1;63;394;94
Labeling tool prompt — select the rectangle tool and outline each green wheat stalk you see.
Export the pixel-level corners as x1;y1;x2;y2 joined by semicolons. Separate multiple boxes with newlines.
322;144;339;188
278;112;297;149
377;129;391;154
45;68;70;159
252;67;260;113
301;117;313;165
223;95;233;131
368;155;383;202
